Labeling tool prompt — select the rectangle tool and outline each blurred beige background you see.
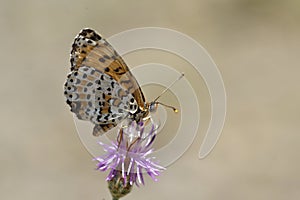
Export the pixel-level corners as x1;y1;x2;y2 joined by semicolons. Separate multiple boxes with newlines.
1;0;300;199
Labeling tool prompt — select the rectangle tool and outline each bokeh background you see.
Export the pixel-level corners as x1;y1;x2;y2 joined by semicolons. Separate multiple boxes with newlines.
1;0;300;199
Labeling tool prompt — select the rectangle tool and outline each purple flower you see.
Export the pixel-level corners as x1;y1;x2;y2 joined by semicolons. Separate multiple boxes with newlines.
94;121;165;187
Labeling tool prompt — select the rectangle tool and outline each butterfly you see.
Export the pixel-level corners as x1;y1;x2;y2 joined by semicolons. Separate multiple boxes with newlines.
64;28;160;136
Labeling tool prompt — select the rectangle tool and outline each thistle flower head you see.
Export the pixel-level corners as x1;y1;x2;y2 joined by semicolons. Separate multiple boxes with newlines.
95;120;165;189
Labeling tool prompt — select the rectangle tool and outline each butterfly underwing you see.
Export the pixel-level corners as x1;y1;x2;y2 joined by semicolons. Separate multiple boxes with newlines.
64;28;151;136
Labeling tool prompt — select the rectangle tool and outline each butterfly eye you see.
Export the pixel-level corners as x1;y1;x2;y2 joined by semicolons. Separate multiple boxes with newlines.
149;102;157;113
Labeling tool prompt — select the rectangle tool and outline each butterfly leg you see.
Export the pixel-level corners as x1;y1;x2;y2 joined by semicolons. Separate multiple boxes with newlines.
117;128;124;149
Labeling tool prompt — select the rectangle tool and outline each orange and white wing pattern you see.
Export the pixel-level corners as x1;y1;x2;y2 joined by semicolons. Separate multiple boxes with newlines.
64;28;148;136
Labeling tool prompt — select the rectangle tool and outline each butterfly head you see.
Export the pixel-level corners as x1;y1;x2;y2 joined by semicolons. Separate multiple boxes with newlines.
148;102;158;113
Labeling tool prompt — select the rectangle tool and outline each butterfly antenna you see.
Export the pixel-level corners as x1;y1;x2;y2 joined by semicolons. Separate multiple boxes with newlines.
151;73;184;113
153;73;184;102
156;102;179;113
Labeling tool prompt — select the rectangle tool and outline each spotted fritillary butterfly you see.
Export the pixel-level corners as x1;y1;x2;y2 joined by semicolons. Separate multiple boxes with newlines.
64;28;159;136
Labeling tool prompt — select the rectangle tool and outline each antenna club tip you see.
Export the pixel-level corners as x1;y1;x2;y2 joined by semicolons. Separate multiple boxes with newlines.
174;109;179;113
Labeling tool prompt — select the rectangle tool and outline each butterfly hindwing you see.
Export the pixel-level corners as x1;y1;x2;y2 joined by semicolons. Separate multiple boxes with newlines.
64;66;138;135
